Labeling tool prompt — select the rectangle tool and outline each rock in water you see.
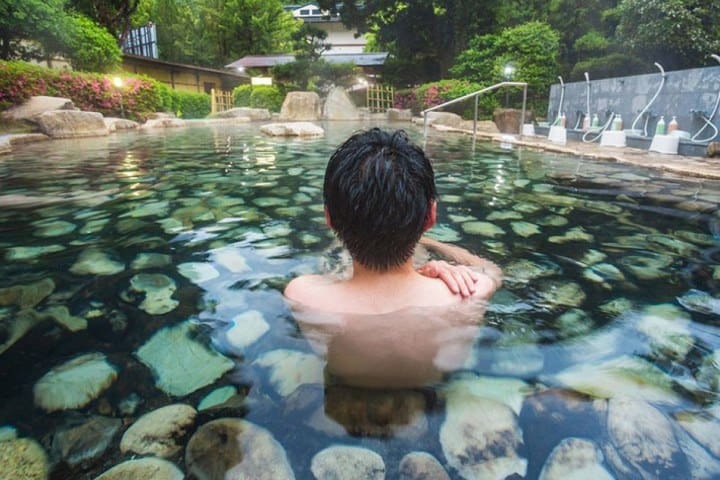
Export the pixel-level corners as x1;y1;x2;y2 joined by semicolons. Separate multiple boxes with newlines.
1;95;74;121
323;87;360;120
539;438;614;480
311;445;385;480
260;122;324;137
677;289;720;315
120;404;197;457
278;91;321;121
34;110;109;138
95;458;184;480
440;391;526;479
425;112;464;128
253;349;324;397
398;452;450;480
606;397;688;478
0;437;49;480
33;353;117;412
0;278;55;309
186;418;295;480
225;310;269;350
51;415;121;467
70;249;124;276
128;273;179;315
136;321;234;397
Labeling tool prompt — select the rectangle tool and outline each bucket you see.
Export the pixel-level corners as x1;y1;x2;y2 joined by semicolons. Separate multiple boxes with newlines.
548;125;567;145
649;134;679;154
600;130;626;147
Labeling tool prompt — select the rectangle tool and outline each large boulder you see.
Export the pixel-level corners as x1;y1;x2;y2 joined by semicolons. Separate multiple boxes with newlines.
120;404;197;457
323;87;360;120
279;92;321;121
424;112;463;128
1;96;75;121
34;110;108;139
141;118;186;129
96;458;184;480
212;107;271;121
311;445;385;480
493;108;533;134
104;117;139;132
387;108;413;122
260;122;324;137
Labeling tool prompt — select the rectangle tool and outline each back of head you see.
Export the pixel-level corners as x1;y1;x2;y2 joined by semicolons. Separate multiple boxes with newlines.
323;129;437;271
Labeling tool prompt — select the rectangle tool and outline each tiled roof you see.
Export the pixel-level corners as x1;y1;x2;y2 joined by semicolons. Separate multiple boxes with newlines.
225;52;388;69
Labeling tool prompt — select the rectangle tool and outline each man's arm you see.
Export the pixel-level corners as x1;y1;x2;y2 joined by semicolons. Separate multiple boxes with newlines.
418;236;503;294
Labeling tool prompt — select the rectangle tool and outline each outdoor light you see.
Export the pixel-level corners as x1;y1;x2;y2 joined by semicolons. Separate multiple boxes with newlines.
113;76;123;88
503;64;515;80
112;76;125;118
237;66;245;73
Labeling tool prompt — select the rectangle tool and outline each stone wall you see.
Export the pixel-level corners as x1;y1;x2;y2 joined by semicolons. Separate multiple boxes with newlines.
547;65;720;140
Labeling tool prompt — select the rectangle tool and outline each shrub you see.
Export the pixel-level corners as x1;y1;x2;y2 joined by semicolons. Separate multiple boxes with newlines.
155;83;210;118
233;85;253;106
249;85;284;112
409;79;497;118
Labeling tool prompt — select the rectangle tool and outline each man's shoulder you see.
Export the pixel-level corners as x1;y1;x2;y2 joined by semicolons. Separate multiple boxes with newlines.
284;274;336;305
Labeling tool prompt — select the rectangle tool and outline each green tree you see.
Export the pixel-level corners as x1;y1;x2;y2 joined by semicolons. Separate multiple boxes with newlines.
63;14;121;71
616;0;720;70
68;0;140;44
317;0;501;83
451;21;560;110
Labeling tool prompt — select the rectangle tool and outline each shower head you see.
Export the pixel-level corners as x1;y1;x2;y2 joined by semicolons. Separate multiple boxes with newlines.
712;54;720;64
584;72;590;83
558;76;564;87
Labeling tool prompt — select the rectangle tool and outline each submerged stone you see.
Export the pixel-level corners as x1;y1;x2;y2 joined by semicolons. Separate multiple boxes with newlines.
537;214;568;227
0;438;48;480
398;452;450;480
505;259;560;283
677;289;720;316
487;210;523;221
311;445;385;480
598;297;634;317
427;224;461;242
539;438;614;480
461;221;505;238
186;418;294;480
549;227;594;244
253;196;286;208
70;249;124;276
120;404;197;458
546;355;682;405
442;373;534;414
124;200;169;218
51;414;121;467
253;349;324;397
675;409;720;458
136;321;234;397
128;273;178;315
131;253;172;270
646;234;698;257
225;310;269;350
606;397;687;479
212;247;250;273
635;304;694;360
177;262;220;284
33;219;76;237
579;249;607;266
511;221;541;237
39;305;87;332
440;393;527;479
535;280;586;308
619;253;673;280
0;278;55;309
198;386;238;411
556;309;595;339
5;245;65;261
696;350;720;392
96;458;184;480
33;352;117;412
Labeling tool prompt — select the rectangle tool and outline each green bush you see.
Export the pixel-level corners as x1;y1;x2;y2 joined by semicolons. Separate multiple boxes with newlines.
233;85;253;106
249;85;284;112
411;79;497;118
0;60;210;120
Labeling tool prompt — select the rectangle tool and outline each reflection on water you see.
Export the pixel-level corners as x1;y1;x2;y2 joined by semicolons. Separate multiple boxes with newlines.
0;124;719;479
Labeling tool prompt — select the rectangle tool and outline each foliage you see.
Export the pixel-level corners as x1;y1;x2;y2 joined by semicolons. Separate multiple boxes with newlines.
232;85;253;106
232;84;284;112
63;14;122;72
0;60;211;120
69;0;140;43
272;59;357;92
451;21;560;112
570;53;649;80
405;79;498;118
615;0;720;70
135;0;299;67
317;0;501;83
0;0;121;71
293;23;330;60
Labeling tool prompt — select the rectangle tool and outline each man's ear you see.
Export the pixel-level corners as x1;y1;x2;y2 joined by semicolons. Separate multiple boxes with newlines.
324;206;333;229
423;201;437;232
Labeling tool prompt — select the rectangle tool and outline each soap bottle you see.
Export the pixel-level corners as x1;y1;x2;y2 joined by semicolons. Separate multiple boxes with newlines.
582;114;591;131
668;116;678;134
592;114;599;128
560;113;566;128
612;114;623;131
656;115;666;135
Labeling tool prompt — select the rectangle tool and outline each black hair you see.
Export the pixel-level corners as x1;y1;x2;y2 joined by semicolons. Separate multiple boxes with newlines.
323;128;437;271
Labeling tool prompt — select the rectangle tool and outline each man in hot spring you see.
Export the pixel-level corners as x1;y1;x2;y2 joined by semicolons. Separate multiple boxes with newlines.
285;128;502;387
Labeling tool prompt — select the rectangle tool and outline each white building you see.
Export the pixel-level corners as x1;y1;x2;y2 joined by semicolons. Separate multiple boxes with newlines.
286;3;367;54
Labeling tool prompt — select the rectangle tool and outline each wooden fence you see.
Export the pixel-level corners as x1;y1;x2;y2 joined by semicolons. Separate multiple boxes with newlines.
366;85;394;113
211;89;234;114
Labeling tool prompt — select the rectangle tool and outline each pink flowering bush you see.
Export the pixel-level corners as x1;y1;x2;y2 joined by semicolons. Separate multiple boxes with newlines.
393;89;416;110
400;79;498;118
0;60;209;120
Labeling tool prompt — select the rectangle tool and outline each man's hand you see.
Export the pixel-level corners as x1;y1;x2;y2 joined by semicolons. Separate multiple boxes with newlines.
417;260;479;298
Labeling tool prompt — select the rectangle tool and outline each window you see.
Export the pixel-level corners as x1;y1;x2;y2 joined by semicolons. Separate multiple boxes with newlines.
311;9;321;15
299;9;309;15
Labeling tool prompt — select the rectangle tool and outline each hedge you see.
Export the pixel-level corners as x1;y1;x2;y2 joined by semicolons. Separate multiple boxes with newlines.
400;79;499;119
232;84;284;112
0;60;210;120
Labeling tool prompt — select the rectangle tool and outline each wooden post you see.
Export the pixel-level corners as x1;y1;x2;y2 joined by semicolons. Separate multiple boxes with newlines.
211;88;217;114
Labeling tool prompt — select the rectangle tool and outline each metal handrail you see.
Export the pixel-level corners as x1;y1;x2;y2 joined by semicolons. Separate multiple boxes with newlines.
422;81;528;140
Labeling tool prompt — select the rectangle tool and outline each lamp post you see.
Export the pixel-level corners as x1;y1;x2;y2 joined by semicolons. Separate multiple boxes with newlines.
503;64;515;107
113;76;124;118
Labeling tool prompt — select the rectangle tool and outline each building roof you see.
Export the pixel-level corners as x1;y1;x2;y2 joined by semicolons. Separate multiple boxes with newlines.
124;53;249;78
225;52;388;70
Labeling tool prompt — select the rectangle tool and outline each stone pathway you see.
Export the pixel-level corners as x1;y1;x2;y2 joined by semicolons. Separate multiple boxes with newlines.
433;125;720;180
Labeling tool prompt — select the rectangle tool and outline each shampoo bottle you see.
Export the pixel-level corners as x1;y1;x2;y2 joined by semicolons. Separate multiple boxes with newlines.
612;114;623;131
560;113;566;128
668;116;678;134
592;114;599;128
656;115;666;135
582;114;591;131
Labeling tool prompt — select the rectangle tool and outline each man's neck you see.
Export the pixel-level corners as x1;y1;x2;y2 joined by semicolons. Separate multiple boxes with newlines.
349;259;418;286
